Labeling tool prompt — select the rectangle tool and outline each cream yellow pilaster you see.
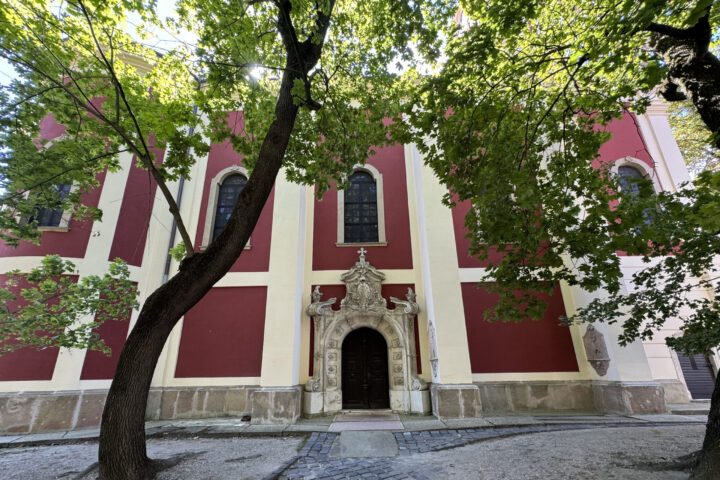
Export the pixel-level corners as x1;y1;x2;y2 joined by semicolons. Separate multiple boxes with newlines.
409;145;473;384
259;172;307;387
299;185;316;386
153;148;210;387
404;144;431;382
51;152;134;390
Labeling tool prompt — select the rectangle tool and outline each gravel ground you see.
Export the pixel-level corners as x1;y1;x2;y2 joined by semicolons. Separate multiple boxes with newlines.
396;424;705;479
0;436;303;480
0;425;706;480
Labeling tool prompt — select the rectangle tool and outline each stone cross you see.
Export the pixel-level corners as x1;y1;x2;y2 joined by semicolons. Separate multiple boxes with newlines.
357;247;367;263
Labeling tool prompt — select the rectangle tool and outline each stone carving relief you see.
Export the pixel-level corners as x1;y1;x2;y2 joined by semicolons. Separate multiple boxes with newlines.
583;324;611;376
304;249;428;414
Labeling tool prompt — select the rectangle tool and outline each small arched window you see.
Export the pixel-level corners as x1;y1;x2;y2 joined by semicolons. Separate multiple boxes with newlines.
344;171;379;243
212;174;247;241
35;183;71;228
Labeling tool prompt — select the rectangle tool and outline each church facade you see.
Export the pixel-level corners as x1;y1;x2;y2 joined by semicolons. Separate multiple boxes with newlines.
0;100;715;433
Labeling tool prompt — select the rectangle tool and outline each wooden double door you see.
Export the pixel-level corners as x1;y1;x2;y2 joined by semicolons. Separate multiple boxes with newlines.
341;328;390;409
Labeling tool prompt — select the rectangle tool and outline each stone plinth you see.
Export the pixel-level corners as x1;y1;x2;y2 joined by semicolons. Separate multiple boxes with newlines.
251;386;302;424
430;383;483;418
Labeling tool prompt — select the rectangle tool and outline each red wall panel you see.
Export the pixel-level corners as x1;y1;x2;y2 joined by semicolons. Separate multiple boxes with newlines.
309;283;420;374
461;283;578;373
595;113;658;178
0;274;79;381
0;345;59;381
108;161;158;266
80;303;134;380
175;286;267;378
194;112;274;272
312;144;413;271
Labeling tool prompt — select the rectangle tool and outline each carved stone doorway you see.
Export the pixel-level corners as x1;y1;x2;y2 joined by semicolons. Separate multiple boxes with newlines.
342;328;390;409
304;250;430;416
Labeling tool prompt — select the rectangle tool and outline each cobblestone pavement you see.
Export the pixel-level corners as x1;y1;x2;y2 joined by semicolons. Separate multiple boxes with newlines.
276;424;702;480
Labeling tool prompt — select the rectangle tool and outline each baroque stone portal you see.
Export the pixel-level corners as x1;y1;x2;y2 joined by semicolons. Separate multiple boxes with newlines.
304;249;430;415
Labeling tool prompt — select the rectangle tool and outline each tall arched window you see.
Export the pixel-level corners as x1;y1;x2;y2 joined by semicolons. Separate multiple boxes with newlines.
212;174;247;241
344;171;379;243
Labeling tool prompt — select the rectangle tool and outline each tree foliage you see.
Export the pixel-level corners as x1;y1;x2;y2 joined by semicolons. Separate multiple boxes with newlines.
669;100;720;176
400;0;720;353
0;256;137;354
400;2;720;475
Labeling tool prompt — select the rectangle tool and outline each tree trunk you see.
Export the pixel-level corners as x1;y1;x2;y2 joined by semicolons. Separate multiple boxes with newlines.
691;371;720;479
97;0;336;471
99;60;305;480
650;18;720;150
649;17;720;479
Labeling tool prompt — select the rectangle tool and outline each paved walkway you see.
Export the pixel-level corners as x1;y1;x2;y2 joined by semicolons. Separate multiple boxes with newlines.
0;412;710;479
0;411;709;447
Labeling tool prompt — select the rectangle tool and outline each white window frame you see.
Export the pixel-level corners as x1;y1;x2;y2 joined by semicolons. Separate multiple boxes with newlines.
28;136;73;232
610;156;662;193
336;164;387;246
201;165;251;250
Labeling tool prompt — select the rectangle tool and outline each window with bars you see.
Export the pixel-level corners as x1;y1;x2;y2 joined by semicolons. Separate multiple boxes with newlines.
34;183;71;227
212;174;247;241
344;171;379;243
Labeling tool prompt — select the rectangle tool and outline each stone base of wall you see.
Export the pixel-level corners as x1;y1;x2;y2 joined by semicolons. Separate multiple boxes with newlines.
655;379;692;404
430;383;483;418
0;381;671;433
1;386;258;434
146;386;257;421
475;380;668;415
250;386;302;424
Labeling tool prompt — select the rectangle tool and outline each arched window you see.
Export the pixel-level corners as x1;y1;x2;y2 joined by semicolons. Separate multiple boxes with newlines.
616;164;656;226
34;183;71;228
617;165;645;195
212;174;247;241
344;171;379;243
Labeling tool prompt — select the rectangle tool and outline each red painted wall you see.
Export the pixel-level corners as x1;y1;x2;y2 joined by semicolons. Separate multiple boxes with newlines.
0;174;106;260
312;144;413;271
108;158;160;266
175;286;267;377
194;112;274;272
0;345;59;381
595;113;659;181
309;283;420;374
461;283;578;373
0;115;108;260
0;275;79;381
80;299;134;380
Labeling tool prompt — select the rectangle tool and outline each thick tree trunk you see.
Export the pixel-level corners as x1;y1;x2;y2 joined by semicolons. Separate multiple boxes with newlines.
690;371;720;479
97;1;335;474
98;119;297;477
649;17;720;150
99;54;308;480
649;16;720;479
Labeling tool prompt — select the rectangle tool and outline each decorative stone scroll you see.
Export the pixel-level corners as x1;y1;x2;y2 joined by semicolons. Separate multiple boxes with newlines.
304;249;430;415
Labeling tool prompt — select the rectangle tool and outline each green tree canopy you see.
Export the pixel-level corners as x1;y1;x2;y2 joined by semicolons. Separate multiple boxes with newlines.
400;1;720;476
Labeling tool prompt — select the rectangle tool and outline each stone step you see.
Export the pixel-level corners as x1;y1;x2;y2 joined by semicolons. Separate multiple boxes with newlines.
668;402;711;416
